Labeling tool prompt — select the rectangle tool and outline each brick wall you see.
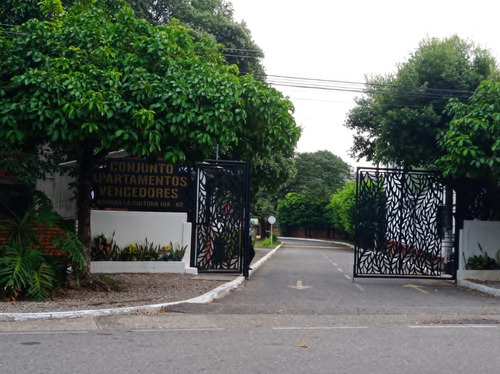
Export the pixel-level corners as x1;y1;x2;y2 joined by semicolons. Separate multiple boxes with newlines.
0;220;66;256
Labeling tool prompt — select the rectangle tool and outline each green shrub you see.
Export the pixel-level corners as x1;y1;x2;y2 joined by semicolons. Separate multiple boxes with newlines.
91;232;120;261
159;242;187;261
0;244;56;301
0;191;86;300
52;231;87;286
327;181;356;239
93;236;187;261
110;240;160;261
466;243;500;270
256;236;280;249
277;192;330;236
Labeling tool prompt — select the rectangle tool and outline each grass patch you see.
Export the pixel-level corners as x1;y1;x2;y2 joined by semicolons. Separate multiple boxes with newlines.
254;238;281;249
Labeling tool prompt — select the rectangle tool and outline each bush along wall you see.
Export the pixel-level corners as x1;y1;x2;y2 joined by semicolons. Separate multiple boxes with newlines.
0;193;86;301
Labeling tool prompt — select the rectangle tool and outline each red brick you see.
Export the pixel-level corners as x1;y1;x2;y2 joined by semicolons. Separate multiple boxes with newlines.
0;219;65;256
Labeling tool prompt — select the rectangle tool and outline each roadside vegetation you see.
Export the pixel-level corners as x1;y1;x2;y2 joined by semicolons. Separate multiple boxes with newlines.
0;0;299;277
254;233;280;249
277;35;500;242
2;1;500;288
0;193;87;301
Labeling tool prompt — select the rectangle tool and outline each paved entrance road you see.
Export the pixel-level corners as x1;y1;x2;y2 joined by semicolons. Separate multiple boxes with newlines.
164;238;500;320
2;238;500;373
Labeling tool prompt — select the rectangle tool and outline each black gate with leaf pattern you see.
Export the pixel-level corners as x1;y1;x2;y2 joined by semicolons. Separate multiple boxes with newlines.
192;160;251;276
354;167;455;279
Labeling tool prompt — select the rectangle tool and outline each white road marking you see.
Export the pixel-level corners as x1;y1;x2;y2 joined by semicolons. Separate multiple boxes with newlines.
273;326;368;330
0;331;88;335
409;325;498;329
131;328;226;332
288;280;312;290
355;283;365;292
322;252;362;290
403;284;429;294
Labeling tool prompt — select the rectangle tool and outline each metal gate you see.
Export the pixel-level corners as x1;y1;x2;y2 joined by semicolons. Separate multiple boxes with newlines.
354;167;455;279
192;160;251;276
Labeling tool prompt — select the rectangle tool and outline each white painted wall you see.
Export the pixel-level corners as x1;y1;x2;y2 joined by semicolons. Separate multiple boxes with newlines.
36;173;77;219
459;220;500;270
90;210;195;273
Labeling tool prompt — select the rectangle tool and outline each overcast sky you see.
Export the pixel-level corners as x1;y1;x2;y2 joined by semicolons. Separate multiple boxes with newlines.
229;0;500;169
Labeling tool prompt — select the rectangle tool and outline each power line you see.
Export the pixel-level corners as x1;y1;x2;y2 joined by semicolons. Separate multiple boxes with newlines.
271;74;472;94
261;74;473;101
222;53;263;59
224;47;262;54
0;21;474;103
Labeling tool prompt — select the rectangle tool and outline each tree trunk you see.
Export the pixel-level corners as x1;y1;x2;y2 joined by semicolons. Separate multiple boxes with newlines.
76;140;95;277
258;217;268;239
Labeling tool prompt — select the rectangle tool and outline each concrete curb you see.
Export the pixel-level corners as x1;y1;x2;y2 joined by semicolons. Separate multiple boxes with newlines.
458;280;500;297
0;244;282;322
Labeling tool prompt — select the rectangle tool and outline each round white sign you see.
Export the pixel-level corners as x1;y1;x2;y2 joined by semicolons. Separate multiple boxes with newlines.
268;215;276;224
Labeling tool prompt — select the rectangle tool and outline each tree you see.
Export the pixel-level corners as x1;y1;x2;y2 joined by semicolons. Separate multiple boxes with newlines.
0;0;45;25
276;192;330;237
125;0;266;77
438;80;500;181
247;153;296;238
327;181;356;239
284;150;352;200
125;0;284;235
0;1;299;270
272;151;352;238
1;0;265;76
0;0;125;24
346;35;498;168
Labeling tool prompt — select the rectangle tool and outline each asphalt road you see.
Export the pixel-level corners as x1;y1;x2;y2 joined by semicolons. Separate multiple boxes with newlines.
165;238;500;318
2;238;500;373
2;324;500;373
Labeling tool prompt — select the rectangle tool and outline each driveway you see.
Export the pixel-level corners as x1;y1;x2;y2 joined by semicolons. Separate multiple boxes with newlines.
164;238;500;322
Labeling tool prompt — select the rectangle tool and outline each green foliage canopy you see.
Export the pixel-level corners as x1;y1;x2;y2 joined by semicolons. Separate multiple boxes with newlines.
284;150;352;200
346;35;497;168
247;154;296;236
0;1;299;177
438;80;500;181
1;0;265;77
276;192;330;236
327;181;356;238
275;151;352;237
0;1;299;262
125;0;266;76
